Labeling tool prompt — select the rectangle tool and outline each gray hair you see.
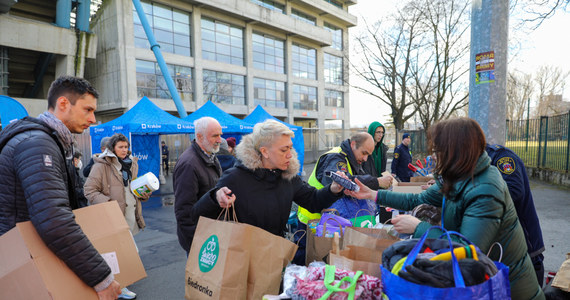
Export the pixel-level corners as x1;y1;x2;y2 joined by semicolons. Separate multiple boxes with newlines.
194;117;219;136
251;119;294;150
100;136;111;150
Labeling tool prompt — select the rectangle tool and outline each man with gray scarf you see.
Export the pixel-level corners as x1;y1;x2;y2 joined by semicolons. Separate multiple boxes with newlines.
0;76;121;299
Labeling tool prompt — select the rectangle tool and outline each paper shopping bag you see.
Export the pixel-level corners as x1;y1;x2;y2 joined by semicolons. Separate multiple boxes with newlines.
343;227;398;251
185;216;249;300
329;245;383;278
247;225;297;300
306;219;344;266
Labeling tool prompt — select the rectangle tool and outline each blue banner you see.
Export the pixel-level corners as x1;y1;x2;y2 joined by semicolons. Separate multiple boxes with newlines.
131;134;160;185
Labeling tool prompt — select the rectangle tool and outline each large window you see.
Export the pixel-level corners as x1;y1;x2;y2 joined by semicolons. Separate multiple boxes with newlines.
133;2;191;56
203;70;245;105
251;0;285;13
324;0;343;9
292;44;316;79
324;53;343;85
325;89;343;107
291;9;316;26
324;23;343;50
253;78;286;108
201;18;244;66
252;33;285;73
136;59;193;101
292;84;317;111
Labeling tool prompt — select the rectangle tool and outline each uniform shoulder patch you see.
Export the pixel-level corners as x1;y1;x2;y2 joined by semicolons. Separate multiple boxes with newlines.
336;161;348;173
394;152;399;159
497;156;515;175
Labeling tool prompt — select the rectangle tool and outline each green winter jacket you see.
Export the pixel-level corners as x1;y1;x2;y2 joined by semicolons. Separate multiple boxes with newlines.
376;152;544;300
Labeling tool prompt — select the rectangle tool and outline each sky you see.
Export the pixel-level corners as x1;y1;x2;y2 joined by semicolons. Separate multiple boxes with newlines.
347;1;570;128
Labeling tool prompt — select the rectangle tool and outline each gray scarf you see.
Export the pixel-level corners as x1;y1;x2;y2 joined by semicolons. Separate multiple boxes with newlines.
37;111;74;157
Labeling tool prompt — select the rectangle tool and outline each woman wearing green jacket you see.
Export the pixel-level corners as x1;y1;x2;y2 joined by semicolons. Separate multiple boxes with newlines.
351;118;544;300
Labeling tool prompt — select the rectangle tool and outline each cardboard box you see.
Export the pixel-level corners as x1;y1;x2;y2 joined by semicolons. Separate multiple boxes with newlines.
397;182;425;186
392;185;424;194
411;176;433;182
0;201;146;299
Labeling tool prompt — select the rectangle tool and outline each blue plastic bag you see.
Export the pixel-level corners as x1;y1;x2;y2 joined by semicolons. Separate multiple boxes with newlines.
381;226;511;300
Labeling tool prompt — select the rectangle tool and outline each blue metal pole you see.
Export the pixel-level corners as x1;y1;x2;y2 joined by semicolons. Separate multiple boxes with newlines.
131;0;188;117
56;0;72;29
76;0;91;32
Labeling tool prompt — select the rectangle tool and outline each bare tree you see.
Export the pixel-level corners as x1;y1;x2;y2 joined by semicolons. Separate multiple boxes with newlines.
351;6;424;136
407;0;471;130
534;65;570;116
506;71;534;120
513;0;570;28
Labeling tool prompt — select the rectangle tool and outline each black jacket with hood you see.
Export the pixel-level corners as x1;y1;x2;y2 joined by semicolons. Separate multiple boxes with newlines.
0;117;112;288
189;133;343;246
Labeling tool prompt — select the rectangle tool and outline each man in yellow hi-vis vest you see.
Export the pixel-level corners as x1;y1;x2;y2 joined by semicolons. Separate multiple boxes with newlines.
298;132;393;224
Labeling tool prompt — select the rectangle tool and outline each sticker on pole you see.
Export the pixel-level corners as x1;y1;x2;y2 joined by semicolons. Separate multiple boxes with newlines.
198;235;219;273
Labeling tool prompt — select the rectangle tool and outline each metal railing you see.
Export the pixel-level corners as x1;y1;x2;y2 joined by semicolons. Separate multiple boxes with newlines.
506;111;570;172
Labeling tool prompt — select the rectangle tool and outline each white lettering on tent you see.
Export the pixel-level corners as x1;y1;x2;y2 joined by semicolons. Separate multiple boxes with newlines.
134;154;148;160
142;124;161;129
112;125;123;131
94;128;105;133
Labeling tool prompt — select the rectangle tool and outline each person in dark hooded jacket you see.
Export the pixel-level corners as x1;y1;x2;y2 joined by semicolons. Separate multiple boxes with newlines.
0;76;120;299
188;120;372;247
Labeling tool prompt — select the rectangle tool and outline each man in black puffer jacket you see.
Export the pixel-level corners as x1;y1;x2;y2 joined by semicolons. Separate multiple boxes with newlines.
0;76;120;299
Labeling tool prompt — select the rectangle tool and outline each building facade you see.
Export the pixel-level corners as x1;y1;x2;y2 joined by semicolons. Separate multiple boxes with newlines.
87;0;357;133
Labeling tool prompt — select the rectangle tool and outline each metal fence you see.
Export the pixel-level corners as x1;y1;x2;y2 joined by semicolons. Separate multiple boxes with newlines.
506;111;570;172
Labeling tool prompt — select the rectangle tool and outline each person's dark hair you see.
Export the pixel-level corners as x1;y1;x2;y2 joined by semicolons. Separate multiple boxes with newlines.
107;133;130;154
350;132;372;148
428;118;486;196
47;76;99;109
73;151;82;159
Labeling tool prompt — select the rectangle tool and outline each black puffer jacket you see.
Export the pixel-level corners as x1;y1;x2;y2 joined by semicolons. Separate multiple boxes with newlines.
0;118;111;288
189;133;342;245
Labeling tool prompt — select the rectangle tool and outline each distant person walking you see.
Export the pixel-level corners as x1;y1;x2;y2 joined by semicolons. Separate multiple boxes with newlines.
83;136;110;177
162;141;170;175
391;133;413;182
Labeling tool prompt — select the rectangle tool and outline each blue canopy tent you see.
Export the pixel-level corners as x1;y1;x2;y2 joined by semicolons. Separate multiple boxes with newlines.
244;105;304;174
183;101;254;134
89;96;195;181
0;95;29;129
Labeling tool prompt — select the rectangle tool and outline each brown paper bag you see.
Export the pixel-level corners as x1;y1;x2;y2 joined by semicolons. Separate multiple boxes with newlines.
305;219;344;265
552;253;570;292
343;227;398;252
246;223;297;300
329;245;384;278
186;215;298;300
186;216;250;300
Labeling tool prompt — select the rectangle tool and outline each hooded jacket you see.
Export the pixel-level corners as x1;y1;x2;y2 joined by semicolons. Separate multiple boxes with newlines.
189;133;343;245
84;149;145;230
0;117;112;289
363;122;388;176
376;152;544;300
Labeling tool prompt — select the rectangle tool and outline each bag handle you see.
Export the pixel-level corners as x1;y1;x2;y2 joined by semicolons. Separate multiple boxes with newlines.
354;209;374;219
323;217;345;237
217;205;238;222
319;265;363;300
403;225;466;288
487;242;504;262
290;230;307;246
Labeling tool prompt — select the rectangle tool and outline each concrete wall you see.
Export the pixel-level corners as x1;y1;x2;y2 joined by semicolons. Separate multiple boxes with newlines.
527;167;570;187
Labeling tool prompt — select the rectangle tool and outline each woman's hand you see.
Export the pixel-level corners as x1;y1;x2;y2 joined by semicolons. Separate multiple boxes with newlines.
391;214;421;234
216;187;236;208
344;178;378;200
139;191;151;200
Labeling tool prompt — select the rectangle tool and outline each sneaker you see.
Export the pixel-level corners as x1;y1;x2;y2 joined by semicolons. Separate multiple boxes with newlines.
118;287;136;299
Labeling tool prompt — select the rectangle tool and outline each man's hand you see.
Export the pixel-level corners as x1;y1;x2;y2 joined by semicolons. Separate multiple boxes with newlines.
391;215;421;234
329;171;350;194
377;176;393;189
216;187;236;208
97;280;120;300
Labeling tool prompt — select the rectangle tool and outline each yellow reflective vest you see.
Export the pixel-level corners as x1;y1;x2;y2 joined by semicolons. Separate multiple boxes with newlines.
297;147;353;224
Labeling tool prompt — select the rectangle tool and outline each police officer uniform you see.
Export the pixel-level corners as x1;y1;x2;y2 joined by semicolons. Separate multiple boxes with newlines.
486;144;545;286
391;133;413;182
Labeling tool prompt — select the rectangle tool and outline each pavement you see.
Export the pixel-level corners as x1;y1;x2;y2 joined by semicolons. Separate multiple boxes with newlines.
129;164;570;299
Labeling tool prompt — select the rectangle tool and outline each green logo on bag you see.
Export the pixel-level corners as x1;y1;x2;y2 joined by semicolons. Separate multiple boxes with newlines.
198;235;219;273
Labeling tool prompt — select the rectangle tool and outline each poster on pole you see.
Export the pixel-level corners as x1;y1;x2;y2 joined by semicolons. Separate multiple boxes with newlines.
475;51;495;85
